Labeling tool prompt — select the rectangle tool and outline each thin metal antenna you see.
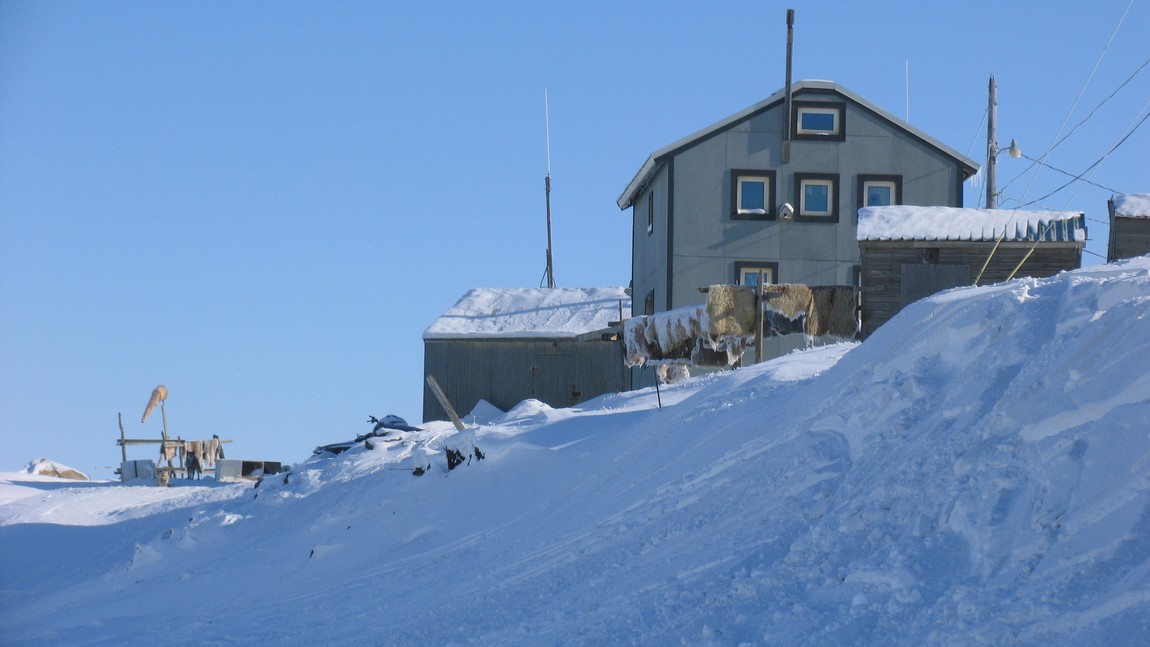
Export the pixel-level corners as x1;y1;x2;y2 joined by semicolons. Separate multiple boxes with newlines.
905;59;910;121
543;89;556;288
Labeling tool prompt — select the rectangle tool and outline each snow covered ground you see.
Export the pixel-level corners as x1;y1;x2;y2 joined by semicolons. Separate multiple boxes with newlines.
2;257;1149;645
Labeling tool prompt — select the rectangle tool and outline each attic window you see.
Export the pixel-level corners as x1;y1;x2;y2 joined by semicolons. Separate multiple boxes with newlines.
731;170;776;220
792;101;846;141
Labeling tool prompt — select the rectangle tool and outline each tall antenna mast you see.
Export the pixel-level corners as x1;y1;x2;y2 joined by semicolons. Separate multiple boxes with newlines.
543;89;556;288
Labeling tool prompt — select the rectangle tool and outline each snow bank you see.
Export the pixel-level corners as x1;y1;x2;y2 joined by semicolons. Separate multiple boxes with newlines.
22;459;87;481
2;257;1150;645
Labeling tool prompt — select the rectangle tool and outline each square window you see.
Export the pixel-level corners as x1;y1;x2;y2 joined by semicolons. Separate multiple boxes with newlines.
856;174;903;215
804;182;830;213
866;184;893;206
735;261;778;287
730;170;776;220
740;178;766;211
792;101;845;141
794;173;840;222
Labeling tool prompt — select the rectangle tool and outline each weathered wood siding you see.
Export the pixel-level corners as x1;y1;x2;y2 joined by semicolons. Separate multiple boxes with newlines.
1109;217;1150;262
859;241;1082;337
422;338;629;424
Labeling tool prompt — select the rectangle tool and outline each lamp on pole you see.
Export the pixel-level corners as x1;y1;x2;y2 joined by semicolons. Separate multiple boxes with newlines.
985;76;1022;208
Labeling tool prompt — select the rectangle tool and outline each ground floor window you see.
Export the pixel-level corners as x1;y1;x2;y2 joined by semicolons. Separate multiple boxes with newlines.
735;261;779;287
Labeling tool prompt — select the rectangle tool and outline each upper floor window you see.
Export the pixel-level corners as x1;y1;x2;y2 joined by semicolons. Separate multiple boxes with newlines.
858;174;902;210
731;170;777;220
646;193;654;235
794;173;840;222
792;101;846;141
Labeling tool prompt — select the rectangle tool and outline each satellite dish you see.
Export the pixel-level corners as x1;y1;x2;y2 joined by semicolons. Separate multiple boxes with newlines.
141;385;168;423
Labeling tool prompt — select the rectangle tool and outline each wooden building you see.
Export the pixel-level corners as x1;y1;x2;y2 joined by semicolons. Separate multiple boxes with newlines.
1107;193;1150;262
422;287;631;423
858;206;1085;337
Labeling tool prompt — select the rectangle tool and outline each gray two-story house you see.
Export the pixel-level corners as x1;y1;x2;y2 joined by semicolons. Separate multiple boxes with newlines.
617;79;979;370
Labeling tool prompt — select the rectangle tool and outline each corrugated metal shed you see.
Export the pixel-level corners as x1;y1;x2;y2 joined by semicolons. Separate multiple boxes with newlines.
422;288;631;424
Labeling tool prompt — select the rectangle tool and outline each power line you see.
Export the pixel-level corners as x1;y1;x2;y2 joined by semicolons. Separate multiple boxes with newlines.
999;56;1150;195
1015;0;1136;205
1015;152;1121;194
1016;105;1150;208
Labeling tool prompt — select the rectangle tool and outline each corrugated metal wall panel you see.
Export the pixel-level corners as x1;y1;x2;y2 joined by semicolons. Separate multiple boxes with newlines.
422;339;629;424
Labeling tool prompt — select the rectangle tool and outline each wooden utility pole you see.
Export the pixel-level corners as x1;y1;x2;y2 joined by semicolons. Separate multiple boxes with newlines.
986;75;997;209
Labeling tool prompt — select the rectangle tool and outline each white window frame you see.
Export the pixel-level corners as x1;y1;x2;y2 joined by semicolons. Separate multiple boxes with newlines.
796;106;841;136
736;176;770;216
862;180;897;207
738;265;777;287
792;100;846;141
799;177;835;218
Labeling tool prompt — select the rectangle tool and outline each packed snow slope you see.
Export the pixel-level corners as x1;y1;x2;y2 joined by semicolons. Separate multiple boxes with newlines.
2;258;1150;645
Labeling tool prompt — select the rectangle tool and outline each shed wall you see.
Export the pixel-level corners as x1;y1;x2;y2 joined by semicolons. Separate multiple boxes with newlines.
1109;217;1150;262
859;241;1082;336
422;338;629;423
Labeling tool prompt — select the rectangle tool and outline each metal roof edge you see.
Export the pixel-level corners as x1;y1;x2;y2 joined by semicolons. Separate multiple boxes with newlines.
617;80;980;209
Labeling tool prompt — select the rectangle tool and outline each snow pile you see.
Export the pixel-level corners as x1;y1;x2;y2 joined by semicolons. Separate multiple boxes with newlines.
1112;193;1150;218
859;205;1086;242
2;257;1150;644
423;287;630;339
22;459;87;481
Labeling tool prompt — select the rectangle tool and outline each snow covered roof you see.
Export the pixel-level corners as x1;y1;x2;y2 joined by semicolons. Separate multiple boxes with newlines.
1111;193;1150;218
423;287;631;340
857;205;1086;243
617;80;980;209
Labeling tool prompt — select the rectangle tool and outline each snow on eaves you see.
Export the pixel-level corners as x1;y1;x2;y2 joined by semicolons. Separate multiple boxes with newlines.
858;205;1086;243
423;287;631;340
1112;192;1150;218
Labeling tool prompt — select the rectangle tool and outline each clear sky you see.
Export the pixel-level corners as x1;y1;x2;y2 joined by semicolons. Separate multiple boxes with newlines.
2;1;1147;478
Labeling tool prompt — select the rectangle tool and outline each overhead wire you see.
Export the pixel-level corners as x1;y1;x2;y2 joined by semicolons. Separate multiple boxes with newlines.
998;55;1150;196
1014;0;1136;206
1015;100;1150;209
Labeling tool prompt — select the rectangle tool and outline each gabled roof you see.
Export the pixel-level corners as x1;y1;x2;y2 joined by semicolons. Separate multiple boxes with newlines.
423;287;631;340
1111;193;1150;218
617;80;981;210
857;206;1086;243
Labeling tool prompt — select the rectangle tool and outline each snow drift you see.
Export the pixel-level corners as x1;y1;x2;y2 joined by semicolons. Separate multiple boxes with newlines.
2;257;1149;645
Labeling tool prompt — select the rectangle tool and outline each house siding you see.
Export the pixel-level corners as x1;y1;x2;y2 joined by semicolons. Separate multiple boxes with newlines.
642;88;965;359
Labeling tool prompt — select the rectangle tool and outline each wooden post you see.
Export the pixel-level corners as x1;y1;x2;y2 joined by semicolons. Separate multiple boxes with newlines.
426;375;465;432
118;412;127;463
755;270;766;365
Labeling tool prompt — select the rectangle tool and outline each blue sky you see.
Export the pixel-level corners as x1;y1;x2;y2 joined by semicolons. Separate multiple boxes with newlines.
2;1;1146;477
